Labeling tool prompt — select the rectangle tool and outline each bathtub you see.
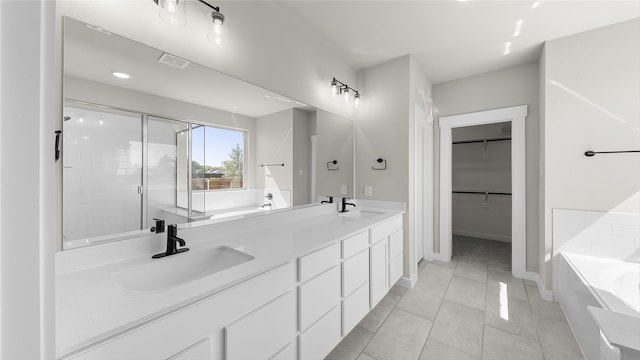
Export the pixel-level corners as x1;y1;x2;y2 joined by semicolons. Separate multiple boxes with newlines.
557;253;640;360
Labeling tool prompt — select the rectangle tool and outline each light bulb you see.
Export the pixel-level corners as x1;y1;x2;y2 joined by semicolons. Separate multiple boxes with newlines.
354;93;360;108
343;87;350;102
208;11;228;46
331;79;338;96
158;0;186;26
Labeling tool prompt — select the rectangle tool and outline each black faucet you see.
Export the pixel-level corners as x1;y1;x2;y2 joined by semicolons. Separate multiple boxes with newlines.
321;196;334;204
340;197;356;213
152;224;189;259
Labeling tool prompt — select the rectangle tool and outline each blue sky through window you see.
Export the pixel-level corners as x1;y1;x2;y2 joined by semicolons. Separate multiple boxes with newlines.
191;126;244;168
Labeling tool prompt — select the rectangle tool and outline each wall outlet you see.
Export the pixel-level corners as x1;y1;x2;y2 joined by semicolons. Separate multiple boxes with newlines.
341;185;348;195
298;169;303;176
365;186;373;197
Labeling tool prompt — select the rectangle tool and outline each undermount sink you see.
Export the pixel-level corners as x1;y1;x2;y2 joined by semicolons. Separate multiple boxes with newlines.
113;246;255;293
339;209;385;220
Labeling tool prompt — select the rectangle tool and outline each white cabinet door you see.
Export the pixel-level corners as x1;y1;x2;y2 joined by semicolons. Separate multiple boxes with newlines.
299;305;341;360
370;238;388;308
388;229;403;286
299;265;341;332
343;282;369;335
225;291;296;360
343;249;369;297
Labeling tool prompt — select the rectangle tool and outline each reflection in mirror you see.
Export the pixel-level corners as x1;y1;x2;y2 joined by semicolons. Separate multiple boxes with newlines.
63;104;143;245
61;16;354;250
315;110;355;200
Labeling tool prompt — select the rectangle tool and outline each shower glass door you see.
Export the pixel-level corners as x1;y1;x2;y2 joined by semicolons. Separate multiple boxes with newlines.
63;104;143;243
146;116;190;227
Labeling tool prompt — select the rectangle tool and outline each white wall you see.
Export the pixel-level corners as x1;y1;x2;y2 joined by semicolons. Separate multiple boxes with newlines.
356;55;432;282
452;125;512;242
540;18;640;291
256;109;294;200
0;1;56;357
433;62;540;271
316;109;354;198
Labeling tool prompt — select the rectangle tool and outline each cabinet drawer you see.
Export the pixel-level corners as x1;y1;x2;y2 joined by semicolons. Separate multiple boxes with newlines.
342;231;369;259
389;253;403;286
299;265;341;332
343;282;369;335
343;249;369;297
225;291;296;360
299;305;341;360
371;215;402;243
389;229;403;260
299;242;340;282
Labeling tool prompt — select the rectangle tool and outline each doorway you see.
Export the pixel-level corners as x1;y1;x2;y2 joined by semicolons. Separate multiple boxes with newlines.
438;105;527;278
451;122;512;272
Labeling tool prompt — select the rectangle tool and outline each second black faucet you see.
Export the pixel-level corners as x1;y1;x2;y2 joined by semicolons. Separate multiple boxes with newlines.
152;224;189;259
340;197;356;213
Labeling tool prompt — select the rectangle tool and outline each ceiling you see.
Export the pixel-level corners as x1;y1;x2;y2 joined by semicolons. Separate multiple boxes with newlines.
278;1;640;84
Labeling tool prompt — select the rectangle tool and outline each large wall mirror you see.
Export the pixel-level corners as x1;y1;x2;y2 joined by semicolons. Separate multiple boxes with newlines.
61;16;354;250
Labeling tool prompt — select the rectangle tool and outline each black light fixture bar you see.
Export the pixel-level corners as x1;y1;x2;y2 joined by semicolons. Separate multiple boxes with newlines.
197;0;219;12
331;77;359;97
584;150;640;157
153;0;220;12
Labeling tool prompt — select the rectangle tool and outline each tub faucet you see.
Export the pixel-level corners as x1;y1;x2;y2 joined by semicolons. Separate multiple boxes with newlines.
321;196;334;204
340;197;356;213
150;218;165;233
152;224;189;259
261;202;272;208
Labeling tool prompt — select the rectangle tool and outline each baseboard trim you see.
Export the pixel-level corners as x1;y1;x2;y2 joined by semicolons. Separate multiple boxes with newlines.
398;274;417;289
536;275;554;301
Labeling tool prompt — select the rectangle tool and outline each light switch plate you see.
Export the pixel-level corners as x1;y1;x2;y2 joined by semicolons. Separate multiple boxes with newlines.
365;186;373;197
341;185;348;195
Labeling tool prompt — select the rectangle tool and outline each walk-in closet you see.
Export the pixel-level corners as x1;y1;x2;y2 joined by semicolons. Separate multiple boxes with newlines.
451;122;512;272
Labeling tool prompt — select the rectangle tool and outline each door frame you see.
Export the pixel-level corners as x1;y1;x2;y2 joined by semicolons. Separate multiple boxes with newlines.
438;105;527;278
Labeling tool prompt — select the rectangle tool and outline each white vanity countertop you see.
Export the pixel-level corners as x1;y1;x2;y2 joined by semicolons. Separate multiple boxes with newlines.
55;202;404;357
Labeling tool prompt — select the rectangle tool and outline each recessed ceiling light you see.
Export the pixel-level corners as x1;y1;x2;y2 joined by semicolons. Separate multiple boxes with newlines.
112;71;131;79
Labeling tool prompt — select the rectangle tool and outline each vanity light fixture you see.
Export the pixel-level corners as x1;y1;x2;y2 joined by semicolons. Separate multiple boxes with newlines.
330;77;360;107
152;0;227;45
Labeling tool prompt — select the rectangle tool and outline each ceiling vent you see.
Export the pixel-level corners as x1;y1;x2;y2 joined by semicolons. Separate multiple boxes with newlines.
157;53;190;69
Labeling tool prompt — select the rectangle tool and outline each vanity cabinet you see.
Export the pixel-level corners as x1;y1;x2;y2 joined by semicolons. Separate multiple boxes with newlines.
65;262;296;360
60;213;404;360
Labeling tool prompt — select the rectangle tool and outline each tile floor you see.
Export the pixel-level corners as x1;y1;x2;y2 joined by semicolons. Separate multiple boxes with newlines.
325;260;584;360
452;235;512;273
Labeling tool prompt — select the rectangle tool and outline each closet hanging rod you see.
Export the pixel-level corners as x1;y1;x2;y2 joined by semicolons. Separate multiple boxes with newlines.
452;191;512;196
452;137;511;145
